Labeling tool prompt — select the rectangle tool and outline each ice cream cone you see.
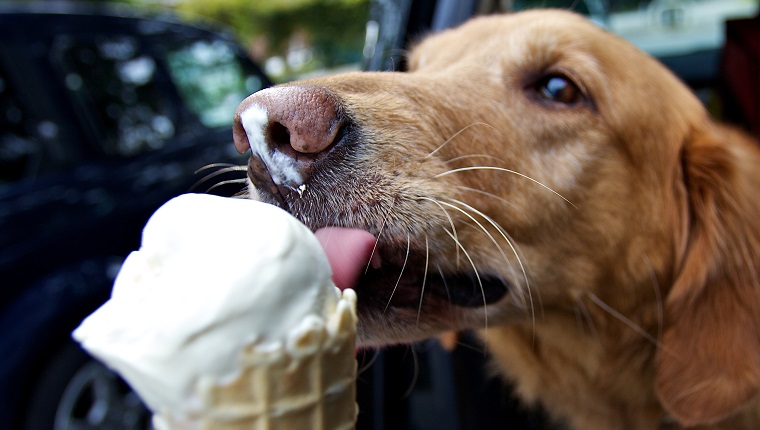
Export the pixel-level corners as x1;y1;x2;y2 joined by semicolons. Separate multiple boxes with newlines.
153;289;358;430
74;195;361;430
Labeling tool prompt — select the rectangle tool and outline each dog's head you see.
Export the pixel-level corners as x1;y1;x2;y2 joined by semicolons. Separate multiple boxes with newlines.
233;10;760;426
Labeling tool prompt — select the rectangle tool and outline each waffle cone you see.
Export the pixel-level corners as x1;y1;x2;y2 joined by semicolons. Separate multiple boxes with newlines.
155;289;358;430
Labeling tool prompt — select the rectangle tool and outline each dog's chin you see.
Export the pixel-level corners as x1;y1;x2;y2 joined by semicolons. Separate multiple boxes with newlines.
353;298;489;348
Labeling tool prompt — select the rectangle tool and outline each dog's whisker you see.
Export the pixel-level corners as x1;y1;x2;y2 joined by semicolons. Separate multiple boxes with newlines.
190;165;248;192
231;187;250;199
200;179;248;194
418;196;461;267
365;215;389;275
357;348;381;376
451;336;486;355
574;296;602;347
416;236;430;326
401;346;420;399
437;199;509;269
432;198;515;334
442;228;488;336
435;166;576;208
449;198;536;326
453;186;518;210
425;122;497;159
436;199;519;302
194;163;247;174
436;264;452;304
445;153;508;166
384;233;411;314
583;291;662;348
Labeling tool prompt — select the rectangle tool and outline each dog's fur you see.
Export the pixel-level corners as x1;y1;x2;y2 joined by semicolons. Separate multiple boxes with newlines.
236;10;760;430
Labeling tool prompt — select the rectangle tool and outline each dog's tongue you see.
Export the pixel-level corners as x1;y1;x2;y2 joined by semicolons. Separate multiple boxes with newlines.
315;227;379;291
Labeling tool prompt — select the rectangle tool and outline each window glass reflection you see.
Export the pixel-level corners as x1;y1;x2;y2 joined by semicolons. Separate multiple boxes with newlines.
52;35;176;157
167;39;264;128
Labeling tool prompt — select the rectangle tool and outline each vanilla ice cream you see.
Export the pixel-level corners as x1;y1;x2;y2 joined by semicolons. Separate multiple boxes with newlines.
72;193;347;421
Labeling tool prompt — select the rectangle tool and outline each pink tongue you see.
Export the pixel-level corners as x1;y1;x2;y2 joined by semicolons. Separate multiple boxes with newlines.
315;227;379;291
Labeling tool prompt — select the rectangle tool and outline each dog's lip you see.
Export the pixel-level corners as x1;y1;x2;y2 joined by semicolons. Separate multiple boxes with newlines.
314;226;510;308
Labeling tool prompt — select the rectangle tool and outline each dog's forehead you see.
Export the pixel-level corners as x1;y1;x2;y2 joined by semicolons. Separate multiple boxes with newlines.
410;10;612;72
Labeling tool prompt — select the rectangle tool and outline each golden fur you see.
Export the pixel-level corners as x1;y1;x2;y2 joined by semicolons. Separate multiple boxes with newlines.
236;9;760;430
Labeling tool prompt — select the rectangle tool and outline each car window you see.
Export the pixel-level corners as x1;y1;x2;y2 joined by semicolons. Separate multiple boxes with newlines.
50;34;177;158
0;59;82;184
0;66;42;183
166;38;266;128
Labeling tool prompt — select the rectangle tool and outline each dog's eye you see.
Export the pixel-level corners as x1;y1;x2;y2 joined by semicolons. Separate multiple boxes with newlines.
536;75;583;105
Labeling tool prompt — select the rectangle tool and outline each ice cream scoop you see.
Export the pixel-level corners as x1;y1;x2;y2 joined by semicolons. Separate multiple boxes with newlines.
72;193;357;426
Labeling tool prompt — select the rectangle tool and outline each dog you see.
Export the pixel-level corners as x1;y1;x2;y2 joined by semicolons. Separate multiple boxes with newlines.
231;9;760;430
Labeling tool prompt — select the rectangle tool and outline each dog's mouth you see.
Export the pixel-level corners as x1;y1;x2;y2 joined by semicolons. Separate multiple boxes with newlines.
315;226;510;309
358;263;511;309
247;153;510;311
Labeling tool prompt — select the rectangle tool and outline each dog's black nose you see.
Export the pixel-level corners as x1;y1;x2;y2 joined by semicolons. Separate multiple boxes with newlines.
233;85;344;187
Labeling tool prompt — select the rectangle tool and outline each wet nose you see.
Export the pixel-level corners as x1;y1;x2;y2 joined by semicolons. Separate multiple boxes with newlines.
233;85;344;160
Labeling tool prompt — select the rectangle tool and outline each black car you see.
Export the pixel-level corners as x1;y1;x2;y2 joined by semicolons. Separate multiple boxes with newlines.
0;3;271;429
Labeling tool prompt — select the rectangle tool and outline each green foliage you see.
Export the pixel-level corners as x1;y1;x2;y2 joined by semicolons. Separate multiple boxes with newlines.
175;0;370;76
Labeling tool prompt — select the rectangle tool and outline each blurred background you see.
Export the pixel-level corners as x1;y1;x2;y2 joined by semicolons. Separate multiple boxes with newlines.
1;0;758;429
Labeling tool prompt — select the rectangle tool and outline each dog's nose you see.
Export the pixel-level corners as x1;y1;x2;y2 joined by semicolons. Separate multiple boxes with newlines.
233;85;344;163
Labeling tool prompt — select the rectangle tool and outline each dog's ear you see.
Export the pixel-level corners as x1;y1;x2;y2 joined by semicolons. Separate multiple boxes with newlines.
656;124;760;426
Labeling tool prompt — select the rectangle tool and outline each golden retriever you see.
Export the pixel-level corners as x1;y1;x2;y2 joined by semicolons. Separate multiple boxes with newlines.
232;9;760;430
